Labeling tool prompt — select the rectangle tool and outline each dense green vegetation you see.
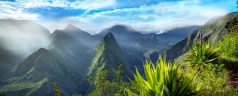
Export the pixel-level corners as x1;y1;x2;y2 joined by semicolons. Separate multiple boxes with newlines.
88;65;133;96
217;33;238;61
184;42;236;95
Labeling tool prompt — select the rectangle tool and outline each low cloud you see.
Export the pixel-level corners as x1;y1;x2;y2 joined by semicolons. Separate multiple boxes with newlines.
0;0;236;34
0;1;39;20
58;0;228;34
18;0;116;10
0;20;50;58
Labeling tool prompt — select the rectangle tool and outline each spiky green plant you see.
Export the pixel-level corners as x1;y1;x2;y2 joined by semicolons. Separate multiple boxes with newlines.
186;42;219;69
131;57;201;96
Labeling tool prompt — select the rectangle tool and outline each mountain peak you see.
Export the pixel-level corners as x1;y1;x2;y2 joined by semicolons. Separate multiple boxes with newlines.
37;48;48;53
88;32;132;79
109;25;134;32
104;32;114;39
102;32;118;47
64;24;82;31
111;25;128;29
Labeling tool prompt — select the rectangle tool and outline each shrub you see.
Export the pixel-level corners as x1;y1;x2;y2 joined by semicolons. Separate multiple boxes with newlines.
186;42;219;69
52;82;61;96
217;33;238;61
131;57;202;96
88;65;132;96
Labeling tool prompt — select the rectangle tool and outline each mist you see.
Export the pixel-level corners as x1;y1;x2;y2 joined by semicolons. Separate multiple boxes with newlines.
0;19;51;58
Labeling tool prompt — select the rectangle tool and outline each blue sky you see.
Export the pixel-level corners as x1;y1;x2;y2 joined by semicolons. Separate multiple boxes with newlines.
0;0;237;34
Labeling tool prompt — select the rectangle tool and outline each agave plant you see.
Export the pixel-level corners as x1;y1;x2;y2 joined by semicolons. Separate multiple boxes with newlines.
186;42;219;69
131;57;201;96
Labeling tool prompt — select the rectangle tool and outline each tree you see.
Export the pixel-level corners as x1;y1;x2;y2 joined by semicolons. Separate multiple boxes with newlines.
52;82;61;96
88;64;131;96
0;93;6;96
115;64;123;82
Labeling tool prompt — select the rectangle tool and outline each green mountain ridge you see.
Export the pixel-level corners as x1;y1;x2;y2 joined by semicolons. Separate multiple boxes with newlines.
0;19;51;81
88;32;133;79
166;12;238;60
0;48;81;96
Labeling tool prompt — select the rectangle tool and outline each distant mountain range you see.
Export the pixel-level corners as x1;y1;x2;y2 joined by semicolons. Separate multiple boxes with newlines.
0;18;200;95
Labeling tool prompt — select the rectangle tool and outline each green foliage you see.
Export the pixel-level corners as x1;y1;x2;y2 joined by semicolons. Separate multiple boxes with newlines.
52;82;61;96
186;42;219;69
88;65;132;96
184;38;237;96
131;57;201;96
194;64;236;96
217;33;238;61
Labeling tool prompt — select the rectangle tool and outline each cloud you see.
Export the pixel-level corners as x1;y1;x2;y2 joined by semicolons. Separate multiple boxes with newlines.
0;1;39;20
0;19;50;57
0;0;236;34
58;0;229;34
17;0;116;10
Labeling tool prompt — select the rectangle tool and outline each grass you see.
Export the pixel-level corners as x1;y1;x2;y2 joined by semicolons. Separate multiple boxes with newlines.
183;59;236;95
216;33;238;62
184;39;238;95
196;64;236;96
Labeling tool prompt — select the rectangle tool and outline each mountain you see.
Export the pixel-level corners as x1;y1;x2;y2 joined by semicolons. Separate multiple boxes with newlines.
0;48;81;96
0;25;101;95
0;21;201;95
101;25;159;51
49;25;100;76
156;26;200;50
99;25;200;70
50;24;99;50
165;12;238;60
100;25;199;51
0;19;51;81
165;30;199;60
88;32;132;79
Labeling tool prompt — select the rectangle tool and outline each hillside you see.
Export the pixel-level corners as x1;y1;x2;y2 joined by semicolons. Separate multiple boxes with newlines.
165;12;238;60
88;32;132;79
0;48;81;96
49;25;100;76
0;19;51;81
